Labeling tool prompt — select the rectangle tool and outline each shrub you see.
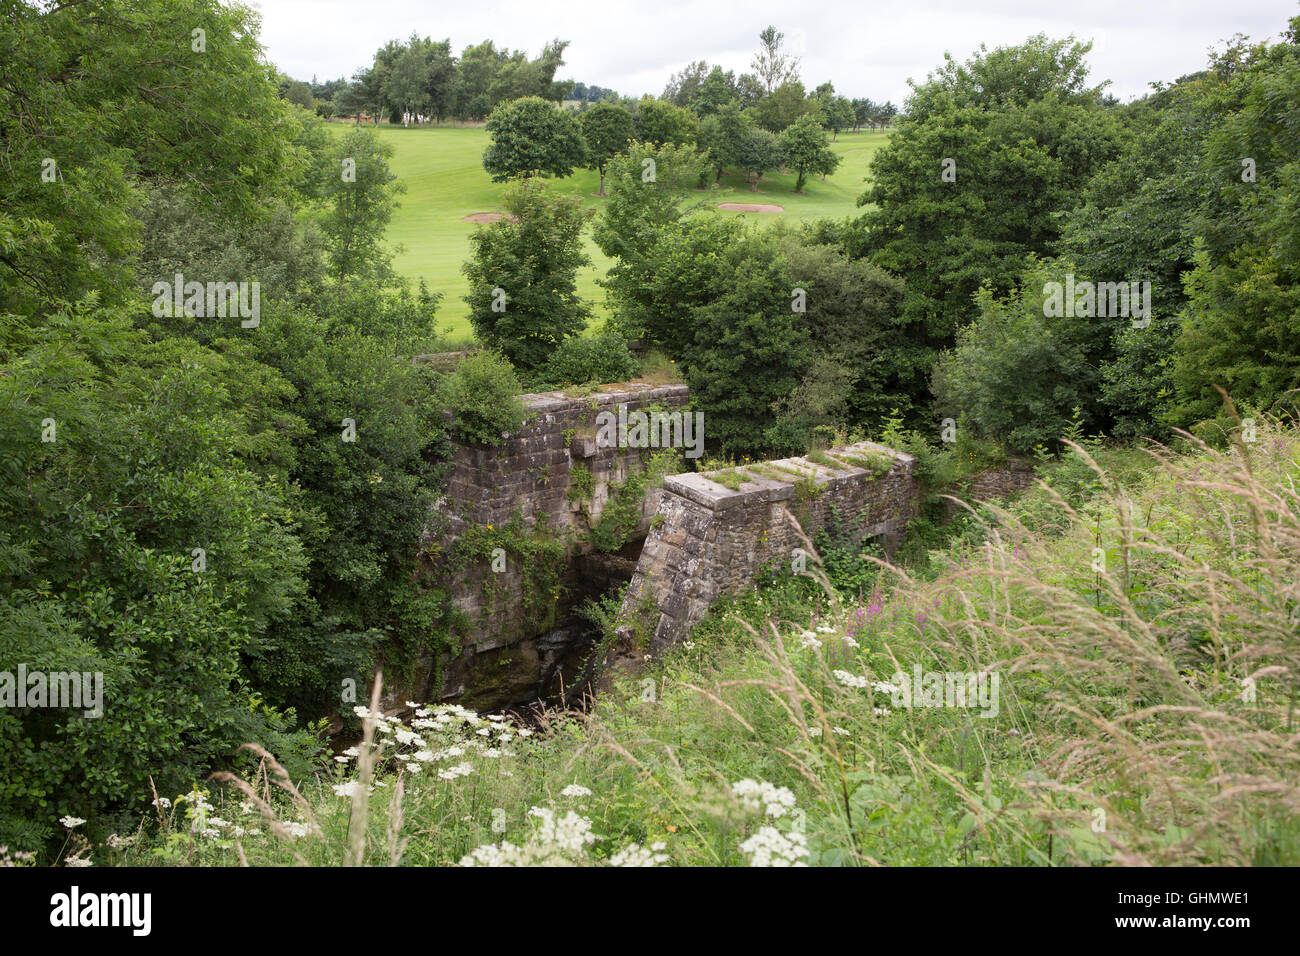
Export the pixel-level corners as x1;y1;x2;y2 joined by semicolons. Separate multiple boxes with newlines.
463;178;593;371
534;330;639;388
438;351;529;445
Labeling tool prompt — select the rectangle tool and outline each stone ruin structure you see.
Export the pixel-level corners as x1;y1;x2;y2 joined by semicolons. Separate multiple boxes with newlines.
398;380;1029;712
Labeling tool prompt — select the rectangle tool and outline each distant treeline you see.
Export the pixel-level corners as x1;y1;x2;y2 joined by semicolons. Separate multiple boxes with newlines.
288;30;896;131
293;36;572;123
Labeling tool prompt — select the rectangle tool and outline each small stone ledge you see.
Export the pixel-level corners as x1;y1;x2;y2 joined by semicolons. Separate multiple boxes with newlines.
521;382;689;415
666;440;914;510
617;439;922;659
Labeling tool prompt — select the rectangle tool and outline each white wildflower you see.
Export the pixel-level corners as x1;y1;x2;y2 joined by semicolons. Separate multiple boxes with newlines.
610;841;670;867
731;779;797;818
740;826;809;867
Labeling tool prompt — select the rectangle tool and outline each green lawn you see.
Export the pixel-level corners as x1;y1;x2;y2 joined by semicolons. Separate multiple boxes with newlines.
329;121;890;340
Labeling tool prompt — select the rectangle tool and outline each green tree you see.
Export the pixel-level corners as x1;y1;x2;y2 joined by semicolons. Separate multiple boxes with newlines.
751;80;821;132
1057;72;1226;437
593;142;709;337
856;35;1124;418
285;80;315;110
635;98;699;146
697;103;754;182
482;96;588;180
318;128;404;286
932;260;1105;453
779;237;908;433
0;0;305;317
384;40;433;118
824;96;855;138
464;179;594;369
693;66;740;116
663;61;711;108
735;128;785;189
778;113;841;191
1171;20;1300;428
580;102;635;195
752;25;801;94
0;303;318;852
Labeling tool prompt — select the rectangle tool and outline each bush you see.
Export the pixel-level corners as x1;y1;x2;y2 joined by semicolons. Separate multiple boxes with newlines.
931;260;1105;455
438;351;529;445
463;179;594;370
0;303;321;853
533;330;639;388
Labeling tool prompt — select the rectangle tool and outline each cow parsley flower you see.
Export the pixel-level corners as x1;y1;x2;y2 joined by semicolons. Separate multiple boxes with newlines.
740;827;809;867
834;670;869;689
731;779;797;818
460;806;597;866
527;807;596;854
609;841;669;867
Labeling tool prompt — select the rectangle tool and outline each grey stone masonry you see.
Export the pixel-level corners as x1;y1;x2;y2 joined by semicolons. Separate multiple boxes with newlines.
439;383;691;536
409;382;692;710
618;441;919;656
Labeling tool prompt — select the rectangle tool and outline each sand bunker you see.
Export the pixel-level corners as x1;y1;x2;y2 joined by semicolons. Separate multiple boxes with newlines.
462;212;514;223
717;202;784;213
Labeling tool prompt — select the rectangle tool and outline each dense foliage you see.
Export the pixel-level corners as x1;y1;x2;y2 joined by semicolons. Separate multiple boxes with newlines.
463;179;594;369
0;0;455;853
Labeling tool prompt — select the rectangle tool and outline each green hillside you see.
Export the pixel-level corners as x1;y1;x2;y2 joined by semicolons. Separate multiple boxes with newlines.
328;122;890;339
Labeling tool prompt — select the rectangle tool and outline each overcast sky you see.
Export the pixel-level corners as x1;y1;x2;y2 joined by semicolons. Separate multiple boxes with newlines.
249;0;1298;105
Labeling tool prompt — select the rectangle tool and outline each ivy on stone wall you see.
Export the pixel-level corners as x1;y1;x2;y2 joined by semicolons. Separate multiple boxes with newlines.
457;512;566;631
587;450;681;553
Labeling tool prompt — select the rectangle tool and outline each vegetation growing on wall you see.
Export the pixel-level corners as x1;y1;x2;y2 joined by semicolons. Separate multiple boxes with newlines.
587;450;682;552
437;350;529;445
456;513;566;632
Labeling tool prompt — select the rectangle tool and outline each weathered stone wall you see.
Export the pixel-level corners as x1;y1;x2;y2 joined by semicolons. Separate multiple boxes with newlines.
943;464;1038;520
618;442;919;657
409;383;691;710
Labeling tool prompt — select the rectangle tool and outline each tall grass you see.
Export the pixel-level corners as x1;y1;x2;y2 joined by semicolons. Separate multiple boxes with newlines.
117;418;1299;866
